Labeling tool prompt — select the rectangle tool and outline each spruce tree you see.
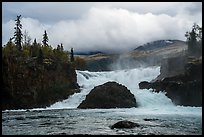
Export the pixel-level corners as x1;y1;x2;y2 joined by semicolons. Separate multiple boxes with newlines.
14;15;23;51
37;48;44;64
70;48;74;62
33;38;37;46
42;30;49;47
30;38;38;57
57;44;61;51
185;23;202;55
60;43;64;51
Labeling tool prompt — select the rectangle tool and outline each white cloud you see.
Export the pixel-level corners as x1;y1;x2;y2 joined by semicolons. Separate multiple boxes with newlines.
2;6;202;53
2;20;15;44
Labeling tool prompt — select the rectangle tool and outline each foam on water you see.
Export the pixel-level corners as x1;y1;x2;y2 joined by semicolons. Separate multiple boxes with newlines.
4;66;201;115
48;66;163;109
46;66;201;115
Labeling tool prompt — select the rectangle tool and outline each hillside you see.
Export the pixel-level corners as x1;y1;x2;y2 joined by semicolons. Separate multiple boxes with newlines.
134;40;183;51
131;40;187;58
79;40;188;71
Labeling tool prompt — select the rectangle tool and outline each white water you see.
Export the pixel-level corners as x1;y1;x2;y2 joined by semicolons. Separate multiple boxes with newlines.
4;66;201;116
48;66;163;109
47;66;201;116
2;66;202;135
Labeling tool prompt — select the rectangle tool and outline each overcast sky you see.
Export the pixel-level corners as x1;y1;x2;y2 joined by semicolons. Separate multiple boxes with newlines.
2;2;202;53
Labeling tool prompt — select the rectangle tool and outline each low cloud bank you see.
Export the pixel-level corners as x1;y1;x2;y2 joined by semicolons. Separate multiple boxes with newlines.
2;7;201;53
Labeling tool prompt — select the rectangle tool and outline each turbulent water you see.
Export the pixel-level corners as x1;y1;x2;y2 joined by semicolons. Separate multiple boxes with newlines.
2;66;202;135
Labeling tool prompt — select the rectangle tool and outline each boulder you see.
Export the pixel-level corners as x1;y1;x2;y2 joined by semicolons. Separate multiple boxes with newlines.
77;81;137;109
143;118;159;121
138;81;151;89
110;120;140;129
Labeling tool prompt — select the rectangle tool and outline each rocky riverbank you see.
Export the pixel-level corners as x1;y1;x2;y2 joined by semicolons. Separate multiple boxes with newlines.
139;55;202;106
2;56;80;110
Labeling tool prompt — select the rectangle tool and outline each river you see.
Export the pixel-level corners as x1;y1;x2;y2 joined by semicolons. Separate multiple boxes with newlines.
2;66;202;135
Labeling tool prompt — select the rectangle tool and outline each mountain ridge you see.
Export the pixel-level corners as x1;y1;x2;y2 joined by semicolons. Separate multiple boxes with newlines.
77;39;188;71
75;39;187;56
134;40;186;51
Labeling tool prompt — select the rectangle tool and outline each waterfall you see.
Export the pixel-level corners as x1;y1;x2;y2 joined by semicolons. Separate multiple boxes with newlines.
48;66;174;109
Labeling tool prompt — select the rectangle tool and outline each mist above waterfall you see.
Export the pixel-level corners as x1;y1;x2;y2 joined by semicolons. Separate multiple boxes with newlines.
108;55;149;71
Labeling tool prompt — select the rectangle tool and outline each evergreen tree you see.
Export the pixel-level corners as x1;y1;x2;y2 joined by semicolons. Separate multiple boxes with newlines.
70;48;74;62
14;15;23;51
8;37;13;45
42;30;49;47
57;44;61;51
33;38;37;46
37;48;44;64
3;38;16;57
30;38;38;57
185;23;202;55
60;43;64;51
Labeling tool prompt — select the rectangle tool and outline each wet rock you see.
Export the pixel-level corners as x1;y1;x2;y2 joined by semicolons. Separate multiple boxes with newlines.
139;56;202;107
58;133;66;135
77;81;137;109
143;118;159;121
110;120;140;129
138;81;151;89
15;117;26;120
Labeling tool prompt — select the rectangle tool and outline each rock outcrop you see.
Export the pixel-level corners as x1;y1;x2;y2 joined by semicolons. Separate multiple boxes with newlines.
139;56;202;107
2;57;80;110
152;55;188;82
110;120;140;129
78;81;137;109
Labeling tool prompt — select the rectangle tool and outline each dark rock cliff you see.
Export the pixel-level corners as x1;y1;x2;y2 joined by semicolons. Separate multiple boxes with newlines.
2;56;80;110
139;56;202;106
